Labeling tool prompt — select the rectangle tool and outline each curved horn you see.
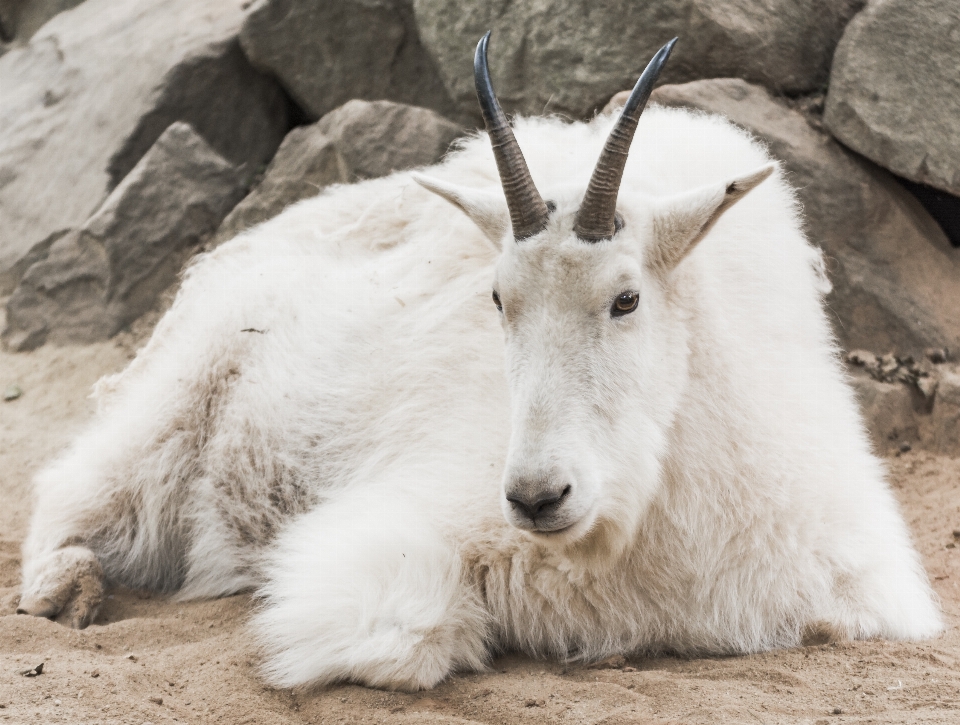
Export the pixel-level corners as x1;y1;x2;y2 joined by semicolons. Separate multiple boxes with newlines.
475;32;550;240
574;38;678;242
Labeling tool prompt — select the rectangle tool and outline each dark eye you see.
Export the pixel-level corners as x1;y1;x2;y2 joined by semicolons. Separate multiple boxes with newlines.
611;291;638;317
492;290;502;312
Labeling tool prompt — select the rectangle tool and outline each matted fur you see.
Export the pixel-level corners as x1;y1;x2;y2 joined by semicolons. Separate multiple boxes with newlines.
19;107;942;691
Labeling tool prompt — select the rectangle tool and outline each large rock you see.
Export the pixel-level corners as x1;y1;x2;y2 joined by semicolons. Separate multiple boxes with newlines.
240;0;458;122
0;0;288;295
3;123;244;350
848;373;923;453
0;0;85;53
824;0;960;197
314;99;464;182
846;358;960;458
214;127;346;246
932;368;960;457
215;100;464;244
413;0;864;121
642;78;960;357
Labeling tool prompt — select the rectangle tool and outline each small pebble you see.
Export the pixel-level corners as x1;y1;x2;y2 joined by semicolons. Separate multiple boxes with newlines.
845;350;877;367
148;696;163;705
3;383;22;401
917;375;938;399
832;707;842;715
952;529;960;539
898;441;912;453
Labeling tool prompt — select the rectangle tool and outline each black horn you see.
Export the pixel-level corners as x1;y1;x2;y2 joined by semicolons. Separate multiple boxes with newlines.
573;38;677;242
475;32;550;240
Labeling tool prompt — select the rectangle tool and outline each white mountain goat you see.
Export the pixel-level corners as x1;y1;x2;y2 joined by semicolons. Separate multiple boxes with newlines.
18;35;941;690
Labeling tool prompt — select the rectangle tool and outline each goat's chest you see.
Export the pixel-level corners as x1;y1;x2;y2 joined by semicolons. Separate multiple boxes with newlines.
469;541;644;655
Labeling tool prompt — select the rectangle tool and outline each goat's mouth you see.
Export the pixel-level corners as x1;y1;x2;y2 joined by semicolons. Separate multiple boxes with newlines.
529;520;576;535
506;509;580;534
505;503;596;540
527;512;601;547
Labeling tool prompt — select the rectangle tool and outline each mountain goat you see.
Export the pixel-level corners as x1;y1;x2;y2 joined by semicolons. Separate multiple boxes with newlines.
18;35;941;690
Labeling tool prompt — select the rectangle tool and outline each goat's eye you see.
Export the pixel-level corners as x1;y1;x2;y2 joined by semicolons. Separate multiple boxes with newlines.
611;291;638;317
492;290;502;312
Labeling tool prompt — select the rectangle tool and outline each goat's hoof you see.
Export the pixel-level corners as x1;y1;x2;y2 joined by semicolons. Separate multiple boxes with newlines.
18;547;104;629
16;595;60;618
801;620;844;646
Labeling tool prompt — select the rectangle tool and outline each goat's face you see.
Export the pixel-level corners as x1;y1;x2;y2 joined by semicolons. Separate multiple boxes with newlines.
415;32;772;550
491;199;680;544
416;168;772;549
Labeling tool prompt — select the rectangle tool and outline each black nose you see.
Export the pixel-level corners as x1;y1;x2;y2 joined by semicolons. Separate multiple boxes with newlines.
506;484;572;521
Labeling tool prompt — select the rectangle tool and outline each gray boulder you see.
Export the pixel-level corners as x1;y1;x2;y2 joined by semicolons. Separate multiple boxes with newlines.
846;357;960;458
214;128;346;246
314;100;464;182
848;372;924;453
0;0;85;53
824;0;960;197
413;0;864;121
240;0;458;122
215;100;464;244
3;123;244;351
931;368;960;458
0;0;288;295
645;78;960;357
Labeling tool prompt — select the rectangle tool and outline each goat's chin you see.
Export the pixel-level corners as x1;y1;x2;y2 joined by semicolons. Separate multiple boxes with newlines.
550;500;643;562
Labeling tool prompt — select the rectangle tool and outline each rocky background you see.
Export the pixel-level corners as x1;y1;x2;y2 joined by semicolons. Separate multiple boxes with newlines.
1;0;959;444
1;3;960;722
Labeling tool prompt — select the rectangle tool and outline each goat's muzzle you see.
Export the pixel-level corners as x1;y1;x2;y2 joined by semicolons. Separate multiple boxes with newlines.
505;479;575;533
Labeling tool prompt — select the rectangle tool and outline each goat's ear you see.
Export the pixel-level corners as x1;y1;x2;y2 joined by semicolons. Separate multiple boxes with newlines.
412;173;508;246
647;163;775;272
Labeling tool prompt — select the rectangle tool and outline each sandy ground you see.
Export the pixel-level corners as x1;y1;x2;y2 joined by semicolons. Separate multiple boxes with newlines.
1;317;959;724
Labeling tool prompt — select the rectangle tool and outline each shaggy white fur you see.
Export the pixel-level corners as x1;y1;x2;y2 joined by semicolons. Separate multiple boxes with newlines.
19;105;942;691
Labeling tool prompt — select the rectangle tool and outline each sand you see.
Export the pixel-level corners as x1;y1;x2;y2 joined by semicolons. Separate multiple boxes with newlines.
1;318;959;724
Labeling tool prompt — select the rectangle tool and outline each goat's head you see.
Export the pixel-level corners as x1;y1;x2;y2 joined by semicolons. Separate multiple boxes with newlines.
415;34;773;552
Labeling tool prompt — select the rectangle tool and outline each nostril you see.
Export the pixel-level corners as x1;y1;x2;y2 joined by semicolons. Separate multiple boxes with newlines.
539;485;571;514
505;493;531;518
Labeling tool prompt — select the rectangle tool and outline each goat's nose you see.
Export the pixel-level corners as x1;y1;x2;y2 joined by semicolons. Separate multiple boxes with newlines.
506;484;572;521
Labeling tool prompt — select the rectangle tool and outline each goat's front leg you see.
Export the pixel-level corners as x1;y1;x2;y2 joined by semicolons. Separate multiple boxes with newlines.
19;398;191;627
18;440;113;629
253;488;491;691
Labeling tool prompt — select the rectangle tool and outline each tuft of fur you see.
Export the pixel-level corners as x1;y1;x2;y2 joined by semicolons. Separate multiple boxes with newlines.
19;106;941;690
